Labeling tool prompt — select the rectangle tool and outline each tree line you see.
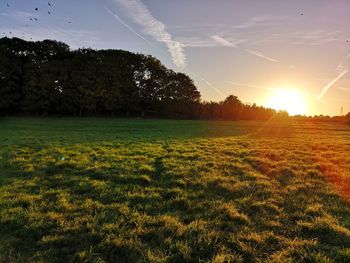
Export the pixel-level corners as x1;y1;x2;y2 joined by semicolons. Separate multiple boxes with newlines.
293;113;350;124
1;37;289;120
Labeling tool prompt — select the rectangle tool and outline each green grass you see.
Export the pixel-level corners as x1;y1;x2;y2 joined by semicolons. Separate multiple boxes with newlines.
0;118;350;262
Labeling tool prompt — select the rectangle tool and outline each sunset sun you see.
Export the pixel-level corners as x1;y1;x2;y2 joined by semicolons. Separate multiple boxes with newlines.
266;88;307;116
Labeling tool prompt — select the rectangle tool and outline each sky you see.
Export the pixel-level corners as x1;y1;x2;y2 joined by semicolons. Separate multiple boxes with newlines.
1;0;350;116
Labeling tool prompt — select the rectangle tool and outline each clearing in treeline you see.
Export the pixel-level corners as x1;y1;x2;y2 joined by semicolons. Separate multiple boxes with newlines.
0;118;350;262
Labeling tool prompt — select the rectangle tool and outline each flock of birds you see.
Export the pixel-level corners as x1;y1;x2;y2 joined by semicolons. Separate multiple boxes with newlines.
1;2;349;44
2;1;72;39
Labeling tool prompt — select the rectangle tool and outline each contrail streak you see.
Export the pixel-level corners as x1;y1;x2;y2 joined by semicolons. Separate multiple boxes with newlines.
199;77;226;97
112;0;186;68
104;7;150;44
242;48;279;63
211;35;279;63
317;70;348;100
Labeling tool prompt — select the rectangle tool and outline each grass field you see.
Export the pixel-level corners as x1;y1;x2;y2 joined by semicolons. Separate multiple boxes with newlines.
1;118;350;262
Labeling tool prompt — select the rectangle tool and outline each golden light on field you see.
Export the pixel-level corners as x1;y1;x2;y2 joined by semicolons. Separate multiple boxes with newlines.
266;88;307;116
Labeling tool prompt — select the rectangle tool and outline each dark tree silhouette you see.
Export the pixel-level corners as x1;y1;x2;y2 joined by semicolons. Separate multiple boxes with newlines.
0;37;201;118
222;95;243;120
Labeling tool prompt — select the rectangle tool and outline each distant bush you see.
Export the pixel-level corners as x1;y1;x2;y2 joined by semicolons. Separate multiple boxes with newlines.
200;95;287;121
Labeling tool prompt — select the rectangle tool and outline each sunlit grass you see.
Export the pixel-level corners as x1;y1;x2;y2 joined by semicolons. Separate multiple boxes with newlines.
0;118;349;262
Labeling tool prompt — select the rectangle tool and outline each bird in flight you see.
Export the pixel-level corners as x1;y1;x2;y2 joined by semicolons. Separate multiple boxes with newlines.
35;8;38;11
48;2;51;7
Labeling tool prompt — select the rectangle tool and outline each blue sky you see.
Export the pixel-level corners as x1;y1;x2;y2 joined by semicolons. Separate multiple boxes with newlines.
1;0;350;115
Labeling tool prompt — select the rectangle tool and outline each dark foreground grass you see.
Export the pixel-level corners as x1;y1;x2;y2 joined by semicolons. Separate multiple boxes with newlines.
0;118;350;262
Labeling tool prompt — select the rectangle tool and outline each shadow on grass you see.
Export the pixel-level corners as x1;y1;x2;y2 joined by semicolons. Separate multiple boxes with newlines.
1;141;350;262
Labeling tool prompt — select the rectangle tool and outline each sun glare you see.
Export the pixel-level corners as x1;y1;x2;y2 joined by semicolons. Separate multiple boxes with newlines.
266;88;307;116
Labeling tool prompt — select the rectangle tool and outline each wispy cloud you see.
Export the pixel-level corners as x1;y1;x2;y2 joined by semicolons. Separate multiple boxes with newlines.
182;39;217;48
211;35;279;62
311;38;338;46
177;36;247;48
232;15;285;29
112;0;186;68
287;30;340;40
336;54;350;73
285;30;341;46
169;23;226;34
228;81;278;91
337;87;350;92
211;35;236;47
251;30;341;46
